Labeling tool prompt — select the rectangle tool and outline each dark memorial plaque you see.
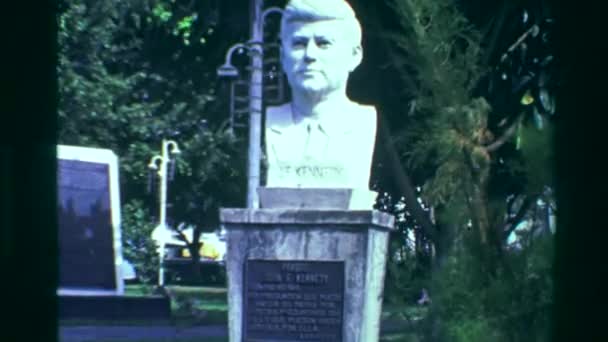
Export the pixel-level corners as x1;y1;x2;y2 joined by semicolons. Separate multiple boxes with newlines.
58;159;115;290
57;145;123;294
243;260;344;342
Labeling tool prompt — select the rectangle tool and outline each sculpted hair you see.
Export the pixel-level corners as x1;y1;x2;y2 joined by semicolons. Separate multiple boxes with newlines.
280;0;363;47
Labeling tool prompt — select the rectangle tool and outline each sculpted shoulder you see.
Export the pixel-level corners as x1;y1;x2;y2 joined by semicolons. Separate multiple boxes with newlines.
266;103;292;134
348;102;377;133
265;101;377;134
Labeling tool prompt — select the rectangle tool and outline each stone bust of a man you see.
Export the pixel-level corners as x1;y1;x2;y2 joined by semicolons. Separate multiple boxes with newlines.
265;0;377;189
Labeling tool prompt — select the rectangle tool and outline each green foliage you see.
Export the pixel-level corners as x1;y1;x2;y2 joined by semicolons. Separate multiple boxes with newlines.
380;0;556;340
384;243;431;304
447;318;504;342
152;3;173;23
169;125;245;228
518;122;555;194
121;200;159;284
385;0;490;212
386;0;483;108
492;236;553;341
148;0;216;46
423;234;553;341
58;0;246;282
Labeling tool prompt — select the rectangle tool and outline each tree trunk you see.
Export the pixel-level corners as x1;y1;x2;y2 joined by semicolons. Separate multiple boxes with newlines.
378;112;437;242
432;220;456;272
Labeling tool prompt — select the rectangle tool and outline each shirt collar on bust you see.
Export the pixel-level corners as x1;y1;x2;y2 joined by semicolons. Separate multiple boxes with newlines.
289;102;354;136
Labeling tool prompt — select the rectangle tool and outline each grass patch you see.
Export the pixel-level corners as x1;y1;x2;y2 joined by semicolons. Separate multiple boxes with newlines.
125;284;226;297
380;332;421;341
167;285;228;325
382;304;428;321
85;339;228;342
86;332;418;341
64;285;426;332
60;285;228;327
171;309;227;327
60;319;170;326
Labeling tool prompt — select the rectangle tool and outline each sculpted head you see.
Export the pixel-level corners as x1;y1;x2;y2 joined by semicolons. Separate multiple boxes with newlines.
280;0;363;99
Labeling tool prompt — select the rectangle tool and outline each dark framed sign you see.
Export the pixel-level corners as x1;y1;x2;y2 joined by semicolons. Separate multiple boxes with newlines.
243;259;345;342
57;145;124;295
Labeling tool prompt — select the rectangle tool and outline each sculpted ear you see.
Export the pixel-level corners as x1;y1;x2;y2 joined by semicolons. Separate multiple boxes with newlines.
349;45;363;72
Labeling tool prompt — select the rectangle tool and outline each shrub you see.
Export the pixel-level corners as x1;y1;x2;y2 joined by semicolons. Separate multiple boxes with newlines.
121;199;159;285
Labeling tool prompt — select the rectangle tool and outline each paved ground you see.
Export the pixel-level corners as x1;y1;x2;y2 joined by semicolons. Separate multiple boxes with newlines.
60;321;410;341
60;325;228;341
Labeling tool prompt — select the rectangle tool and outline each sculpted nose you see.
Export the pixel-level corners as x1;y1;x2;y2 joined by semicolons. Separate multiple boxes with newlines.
304;40;318;61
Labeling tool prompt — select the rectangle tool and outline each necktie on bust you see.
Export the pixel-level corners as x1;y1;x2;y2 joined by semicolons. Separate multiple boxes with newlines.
302;119;330;160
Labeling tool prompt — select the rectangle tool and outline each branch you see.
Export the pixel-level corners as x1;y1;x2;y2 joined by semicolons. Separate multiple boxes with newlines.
506;194;518;216
174;223;192;246
378;112;437;243
540;191;557;213
502;194;537;240
482;1;513;66
485;114;523;152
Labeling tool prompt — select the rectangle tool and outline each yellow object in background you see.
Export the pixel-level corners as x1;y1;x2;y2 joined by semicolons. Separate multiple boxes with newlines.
181;248;191;258
200;242;220;260
180;242;220;260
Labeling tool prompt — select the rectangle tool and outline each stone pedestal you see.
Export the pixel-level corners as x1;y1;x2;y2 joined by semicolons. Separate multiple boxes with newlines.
220;208;395;342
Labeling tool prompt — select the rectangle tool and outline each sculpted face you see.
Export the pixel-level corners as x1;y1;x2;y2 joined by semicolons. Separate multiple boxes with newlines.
281;20;362;98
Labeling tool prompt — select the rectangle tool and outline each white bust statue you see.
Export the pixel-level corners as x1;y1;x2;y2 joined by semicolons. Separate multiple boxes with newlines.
265;0;377;190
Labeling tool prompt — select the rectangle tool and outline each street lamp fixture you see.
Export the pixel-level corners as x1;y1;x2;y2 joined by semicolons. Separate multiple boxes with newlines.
217;64;240;78
217;43;249;77
216;5;283;209
148;139;181;287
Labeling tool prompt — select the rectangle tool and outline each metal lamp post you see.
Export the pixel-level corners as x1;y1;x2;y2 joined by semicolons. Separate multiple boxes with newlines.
148;139;181;287
217;2;283;209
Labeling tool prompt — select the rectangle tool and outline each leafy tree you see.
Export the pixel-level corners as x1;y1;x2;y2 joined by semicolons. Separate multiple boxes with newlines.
351;0;558;339
57;0;248;284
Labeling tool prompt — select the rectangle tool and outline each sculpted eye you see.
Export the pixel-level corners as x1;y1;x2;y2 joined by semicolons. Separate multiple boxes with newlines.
316;38;331;49
292;39;306;48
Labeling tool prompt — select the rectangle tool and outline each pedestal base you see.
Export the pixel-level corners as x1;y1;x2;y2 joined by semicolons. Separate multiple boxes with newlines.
221;208;395;342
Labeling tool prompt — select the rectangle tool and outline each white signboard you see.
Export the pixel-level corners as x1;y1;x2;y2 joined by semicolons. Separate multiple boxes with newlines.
57;145;124;296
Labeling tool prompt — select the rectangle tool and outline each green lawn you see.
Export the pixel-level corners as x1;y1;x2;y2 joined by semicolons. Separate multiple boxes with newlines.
87;335;417;342
380;333;421;341
123;284;426;316
88;339;227;342
122;284;229;325
62;284;426;339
